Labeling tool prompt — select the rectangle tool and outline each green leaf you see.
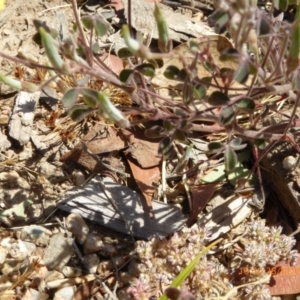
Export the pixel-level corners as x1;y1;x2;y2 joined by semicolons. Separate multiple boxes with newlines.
97;92;130;127
189;40;199;53
39;27;64;70
229;138;247;151
207;91;230;106
158;137;175;159
273;0;288;10
163;120;174;131
154;2;172;53
62;88;79;109
81;16;93;30
209;10;229;33
147;58;164;68
236;98;255;114
163;65;180;80
207;142;224;154
173;144;194;174
68;105;93;122
119;69;133;83
220;48;240;61
172;129;186;143
201;164;226;183
224;146;237;171
135;63;155;77
254;138;267;150
287;2;300;73
234;60;249;84
228;167;251;186
117;47;134;58
219;105;235;126
94;17;108;37
193;84;207;100
81;88;98;107
159;239;221;300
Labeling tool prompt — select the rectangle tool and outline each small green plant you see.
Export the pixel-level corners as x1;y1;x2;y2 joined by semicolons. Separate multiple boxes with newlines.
0;0;300;297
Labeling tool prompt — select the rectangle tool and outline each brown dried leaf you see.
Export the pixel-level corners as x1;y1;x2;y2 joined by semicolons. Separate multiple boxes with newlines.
186;182;219;226
122;128;161;168
267;259;300;295
126;155;160;218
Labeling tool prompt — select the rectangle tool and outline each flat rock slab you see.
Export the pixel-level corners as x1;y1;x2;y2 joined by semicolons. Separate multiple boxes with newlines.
57;177;187;240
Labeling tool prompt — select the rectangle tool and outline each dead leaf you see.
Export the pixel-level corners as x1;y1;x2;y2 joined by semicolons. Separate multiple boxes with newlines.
100;53;124;75
126;155;160;218
122;128;161;168
108;0;124;11
186;182;219;226
267;260;300;295
152;35;248;99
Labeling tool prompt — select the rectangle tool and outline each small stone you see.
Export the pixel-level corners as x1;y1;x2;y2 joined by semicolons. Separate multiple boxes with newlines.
73;171;85;186
282;156;297;170
23;288;49;300
20;225;52;246
119;272;136;285
9;240;36;260
45;270;64;282
0;171;19;181
53;286;76;300
61;266;82;278
39;162;57;178
99;243;117;257
65;213;89;244
83;233;104;254
97;260;113;274
1;259;22;275
83;254;100;274
117;288;131;300
42;233;74;270
0;246;8;264
0;114;9;125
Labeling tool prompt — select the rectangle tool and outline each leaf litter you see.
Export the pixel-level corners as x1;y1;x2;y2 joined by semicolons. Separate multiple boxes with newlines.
0;0;299;299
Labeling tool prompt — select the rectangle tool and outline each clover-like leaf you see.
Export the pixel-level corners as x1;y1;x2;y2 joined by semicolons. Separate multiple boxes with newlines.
173;129;186;143
158;136;175;159
119;69;134;83
163;65;180;80
94;15;109;37
81;88;98;108
234;60;250;84
219;105;235;126
135;63;155;77
229;138;247;151
207;91;230;106
193;84;207;100
68;105;93;122
163;120;174;132
236;98;255;114
254;138;267;150
207;142;224;154
224;146;237;171
62;88;79;109
117;47;134;58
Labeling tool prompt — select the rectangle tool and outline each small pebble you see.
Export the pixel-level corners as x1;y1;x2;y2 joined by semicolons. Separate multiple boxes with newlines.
83;254;100;274
83;233;104;254
282;156;297;170
65;213;89;244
